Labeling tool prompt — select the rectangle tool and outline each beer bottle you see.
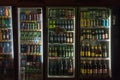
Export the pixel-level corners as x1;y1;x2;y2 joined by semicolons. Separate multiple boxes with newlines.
87;18;90;27
68;59;73;75
0;43;2;53
98;29;102;40
60;59;64;75
62;46;66;57
56;45;59;57
83;60;87;76
67;20;70;31
87;43;91;57
97;60;103;77
49;60;53;75
60;34;63;43
70;45;73;57
54;46;57;57
53;60;57;75
64;20;68;31
59;45;62;57
70;19;74;31
97;44;102;57
94;45;98;57
101;29;105;39
65;46;68;57
81;31;84;41
86;60;89;76
102;60;108;77
89;29;92;40
92;60;97;77
64;33;67;43
92;30;95;40
102;45;108;58
69;33;73;43
80;18;84;27
95;29;99;40
50;46;53;57
89;60;93;76
86;29;90;39
66;33;69;43
81;61;84;75
80;43;85;57
54;34;57;43
64;59;68;75
105;30;109;39
2;30;5;40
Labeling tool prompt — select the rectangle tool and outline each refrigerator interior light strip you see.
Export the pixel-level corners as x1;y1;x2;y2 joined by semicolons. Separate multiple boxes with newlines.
9;6;14;59
18;8;21;80
109;9;112;77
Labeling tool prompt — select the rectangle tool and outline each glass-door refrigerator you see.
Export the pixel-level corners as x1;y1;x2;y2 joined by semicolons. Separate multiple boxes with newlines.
79;7;111;79
0;6;14;80
47;7;76;79
18;7;43;80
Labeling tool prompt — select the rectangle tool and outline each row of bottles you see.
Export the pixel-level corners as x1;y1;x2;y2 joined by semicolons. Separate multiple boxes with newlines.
0;18;10;28
80;43;108;58
49;45;73;57
20;22;41;30
21;55;41;72
0;7;10;16
48;9;74;18
80;60;109;77
21;44;41;54
80;18;109;27
21;31;41;41
49;32;73;43
21;73;41;80
0;29;11;40
0;58;13;74
80;9;110;19
81;29;109;40
0;42;12;53
49;19;74;31
49;59;73;75
20;9;41;21
80;9;110;27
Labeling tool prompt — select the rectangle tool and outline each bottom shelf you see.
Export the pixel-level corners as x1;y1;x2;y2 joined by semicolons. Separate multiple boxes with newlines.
21;72;42;80
79;75;111;80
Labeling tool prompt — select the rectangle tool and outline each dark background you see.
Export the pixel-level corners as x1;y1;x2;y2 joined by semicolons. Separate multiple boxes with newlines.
1;0;120;80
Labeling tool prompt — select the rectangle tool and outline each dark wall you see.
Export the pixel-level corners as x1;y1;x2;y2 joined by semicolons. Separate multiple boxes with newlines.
111;7;120;80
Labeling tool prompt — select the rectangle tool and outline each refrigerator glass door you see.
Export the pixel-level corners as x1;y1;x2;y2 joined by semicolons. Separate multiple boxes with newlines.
18;7;43;80
79;7;111;78
0;6;14;80
47;7;76;78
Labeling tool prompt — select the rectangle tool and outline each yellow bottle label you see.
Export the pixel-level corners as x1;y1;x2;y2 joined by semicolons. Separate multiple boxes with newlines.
91;52;94;57
88;51;90;57
81;69;84;74
80;51;84;56
90;69;92;74
87;19;90;27
84;69;86;74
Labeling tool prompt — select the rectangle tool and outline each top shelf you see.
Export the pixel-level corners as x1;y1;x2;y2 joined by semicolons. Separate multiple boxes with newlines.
20;20;40;23
80;27;110;29
48;16;75;20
